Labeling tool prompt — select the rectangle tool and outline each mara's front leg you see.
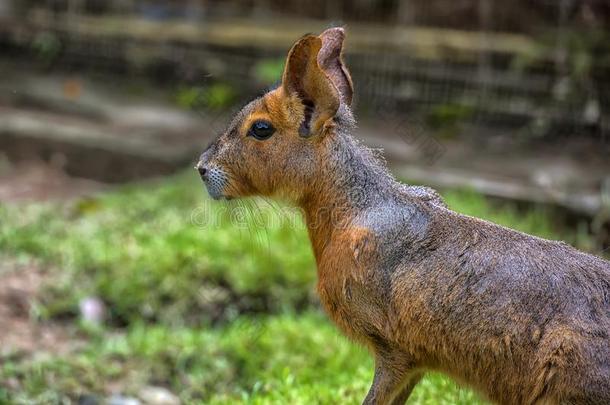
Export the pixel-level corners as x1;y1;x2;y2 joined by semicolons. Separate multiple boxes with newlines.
390;372;423;405
362;352;420;405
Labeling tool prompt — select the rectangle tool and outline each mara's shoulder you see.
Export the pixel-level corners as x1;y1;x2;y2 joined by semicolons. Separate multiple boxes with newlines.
353;197;435;244
400;185;447;208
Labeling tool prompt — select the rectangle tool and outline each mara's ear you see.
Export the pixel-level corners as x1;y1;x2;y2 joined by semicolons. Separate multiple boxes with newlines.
282;34;340;137
318;27;353;106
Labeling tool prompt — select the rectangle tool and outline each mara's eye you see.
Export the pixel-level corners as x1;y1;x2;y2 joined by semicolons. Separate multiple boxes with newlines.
248;120;275;140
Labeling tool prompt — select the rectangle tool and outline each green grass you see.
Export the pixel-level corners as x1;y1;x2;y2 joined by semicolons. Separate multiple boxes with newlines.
1;313;484;404
0;171;582;403
0;174;315;326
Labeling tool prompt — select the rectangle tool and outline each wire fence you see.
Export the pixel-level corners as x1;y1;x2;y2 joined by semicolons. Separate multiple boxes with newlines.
1;0;609;139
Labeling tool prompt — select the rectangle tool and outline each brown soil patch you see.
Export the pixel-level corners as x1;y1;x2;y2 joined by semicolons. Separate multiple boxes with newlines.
0;259;79;357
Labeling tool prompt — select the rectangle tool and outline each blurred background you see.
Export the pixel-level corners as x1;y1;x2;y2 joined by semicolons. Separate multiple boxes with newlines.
0;1;608;404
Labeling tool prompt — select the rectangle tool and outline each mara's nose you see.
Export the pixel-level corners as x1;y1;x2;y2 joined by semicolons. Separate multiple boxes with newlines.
196;164;208;181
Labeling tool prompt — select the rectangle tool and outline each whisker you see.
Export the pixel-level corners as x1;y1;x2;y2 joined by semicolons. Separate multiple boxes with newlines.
250;198;272;257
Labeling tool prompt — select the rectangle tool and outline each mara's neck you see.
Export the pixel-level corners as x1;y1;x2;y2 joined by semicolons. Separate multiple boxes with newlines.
297;130;400;261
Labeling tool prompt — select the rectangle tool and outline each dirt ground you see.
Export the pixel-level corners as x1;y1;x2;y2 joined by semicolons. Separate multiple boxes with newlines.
0;259;79;358
0;160;106;202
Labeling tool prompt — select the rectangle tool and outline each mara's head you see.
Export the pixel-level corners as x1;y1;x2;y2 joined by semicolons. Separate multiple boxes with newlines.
196;27;354;203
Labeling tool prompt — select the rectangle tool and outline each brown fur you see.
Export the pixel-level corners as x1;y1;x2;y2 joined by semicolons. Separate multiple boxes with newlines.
197;28;610;404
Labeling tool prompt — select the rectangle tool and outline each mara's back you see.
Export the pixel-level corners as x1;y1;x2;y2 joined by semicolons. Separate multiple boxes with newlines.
383;199;610;404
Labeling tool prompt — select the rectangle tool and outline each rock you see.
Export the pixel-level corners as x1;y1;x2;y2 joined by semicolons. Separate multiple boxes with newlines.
77;394;99;405
79;296;106;325
138;386;180;405
107;395;141;405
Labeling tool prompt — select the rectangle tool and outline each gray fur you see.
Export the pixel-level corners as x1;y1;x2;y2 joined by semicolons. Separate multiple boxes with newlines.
319;107;610;404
